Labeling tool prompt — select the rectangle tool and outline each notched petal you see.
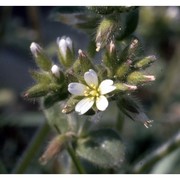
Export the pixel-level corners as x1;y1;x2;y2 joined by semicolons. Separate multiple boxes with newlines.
75;98;94;115
84;69;98;87
96;95;108;111
68;83;87;95
99;79;116;95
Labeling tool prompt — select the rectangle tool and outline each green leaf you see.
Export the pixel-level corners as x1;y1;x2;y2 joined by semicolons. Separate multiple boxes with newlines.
151;147;180;174
76;129;125;169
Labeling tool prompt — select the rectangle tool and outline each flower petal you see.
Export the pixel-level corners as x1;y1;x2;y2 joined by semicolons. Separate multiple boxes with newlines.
96;95;108;111
84;69;98;87
68;83;87;95
66;37;72;50
58;38;67;58
99;79;116;94
75;98;94;115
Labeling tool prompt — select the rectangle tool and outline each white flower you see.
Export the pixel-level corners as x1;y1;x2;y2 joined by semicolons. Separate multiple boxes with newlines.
68;69;116;115
57;36;72;58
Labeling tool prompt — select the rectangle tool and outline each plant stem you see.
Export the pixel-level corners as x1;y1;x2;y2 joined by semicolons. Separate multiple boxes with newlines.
67;144;85;174
132;131;180;173
12;122;50;174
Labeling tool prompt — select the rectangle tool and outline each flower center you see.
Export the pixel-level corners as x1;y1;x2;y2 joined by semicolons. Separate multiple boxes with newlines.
84;85;100;98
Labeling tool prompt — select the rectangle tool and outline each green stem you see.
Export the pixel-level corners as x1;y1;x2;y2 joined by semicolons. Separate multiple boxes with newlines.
67;144;85;174
12;123;50;174
132;131;180;173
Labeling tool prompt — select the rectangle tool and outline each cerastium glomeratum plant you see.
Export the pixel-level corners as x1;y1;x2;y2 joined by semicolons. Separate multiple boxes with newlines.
24;6;156;173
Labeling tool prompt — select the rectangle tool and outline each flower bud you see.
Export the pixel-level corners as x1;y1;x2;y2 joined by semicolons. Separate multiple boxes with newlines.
102;41;117;75
39;133;73;165
78;49;94;73
30;42;42;57
24;84;49;98
30;42;52;71
115;59;132;79
119;38;139;64
96;18;117;52
115;83;137;92
62;96;80;114
51;64;60;77
127;71;156;85
134;55;156;69
57;36;74;68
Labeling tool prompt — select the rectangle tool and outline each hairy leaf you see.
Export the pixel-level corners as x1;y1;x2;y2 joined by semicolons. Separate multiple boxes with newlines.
76;129;125;169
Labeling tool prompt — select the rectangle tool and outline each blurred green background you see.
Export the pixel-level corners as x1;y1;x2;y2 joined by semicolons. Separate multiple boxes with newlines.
0;6;180;174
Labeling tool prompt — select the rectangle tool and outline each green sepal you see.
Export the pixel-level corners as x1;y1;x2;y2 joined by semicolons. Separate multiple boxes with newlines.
43;92;68;109
115;60;132;79
127;71;147;85
29;70;52;84
78;50;94;74
134;55;156;69
65;47;75;67
24;84;50;98
102;43;117;74
34;50;52;71
96;17;118;51
117;38;139;65
62;96;81;114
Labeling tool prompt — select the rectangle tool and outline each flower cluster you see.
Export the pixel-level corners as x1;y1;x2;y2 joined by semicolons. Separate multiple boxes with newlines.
26;35;156;124
24;7;157;169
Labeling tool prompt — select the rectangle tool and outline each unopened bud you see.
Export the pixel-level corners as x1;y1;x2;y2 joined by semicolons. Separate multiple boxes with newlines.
30;42;52;71
51;65;60;77
62;97;80;114
96;18;117;52
24;84;49;98
57;36;74;68
78;49;94;73
115;83;137;91
30;42;42;57
39;133;73;165
127;71;156;85
134;55;156;69
115;59;132;79
57;36;72;58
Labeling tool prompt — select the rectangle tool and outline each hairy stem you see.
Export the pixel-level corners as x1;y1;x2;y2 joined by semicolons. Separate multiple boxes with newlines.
12;123;50;174
67;144;85;174
132;131;180;173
